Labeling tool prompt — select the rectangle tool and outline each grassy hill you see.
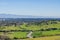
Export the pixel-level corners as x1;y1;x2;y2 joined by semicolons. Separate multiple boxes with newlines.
0;20;60;40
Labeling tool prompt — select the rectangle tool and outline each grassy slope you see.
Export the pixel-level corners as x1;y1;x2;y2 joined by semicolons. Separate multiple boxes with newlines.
20;22;60;31
0;22;60;31
0;21;60;39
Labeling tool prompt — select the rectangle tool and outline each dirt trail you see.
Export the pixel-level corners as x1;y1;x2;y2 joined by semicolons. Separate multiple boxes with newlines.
27;31;33;38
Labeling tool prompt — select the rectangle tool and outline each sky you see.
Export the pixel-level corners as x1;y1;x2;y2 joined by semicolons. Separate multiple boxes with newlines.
0;0;60;17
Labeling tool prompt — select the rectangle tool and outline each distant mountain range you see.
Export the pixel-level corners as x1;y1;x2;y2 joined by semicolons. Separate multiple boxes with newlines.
0;14;59;18
0;14;40;18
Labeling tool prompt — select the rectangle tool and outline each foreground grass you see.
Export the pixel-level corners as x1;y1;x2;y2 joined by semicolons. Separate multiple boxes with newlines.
32;30;60;38
24;36;60;40
7;32;28;39
0;32;28;39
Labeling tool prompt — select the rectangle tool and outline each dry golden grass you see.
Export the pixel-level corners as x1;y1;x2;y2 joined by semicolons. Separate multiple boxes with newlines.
24;36;60;40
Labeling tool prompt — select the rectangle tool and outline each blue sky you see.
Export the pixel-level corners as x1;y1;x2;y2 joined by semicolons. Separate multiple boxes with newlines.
0;0;60;17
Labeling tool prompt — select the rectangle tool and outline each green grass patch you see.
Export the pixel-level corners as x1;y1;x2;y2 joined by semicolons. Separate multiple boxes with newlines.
7;32;28;39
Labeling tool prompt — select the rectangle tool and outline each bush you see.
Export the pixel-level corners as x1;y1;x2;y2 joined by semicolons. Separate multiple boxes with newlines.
14;37;18;39
48;28;57;30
